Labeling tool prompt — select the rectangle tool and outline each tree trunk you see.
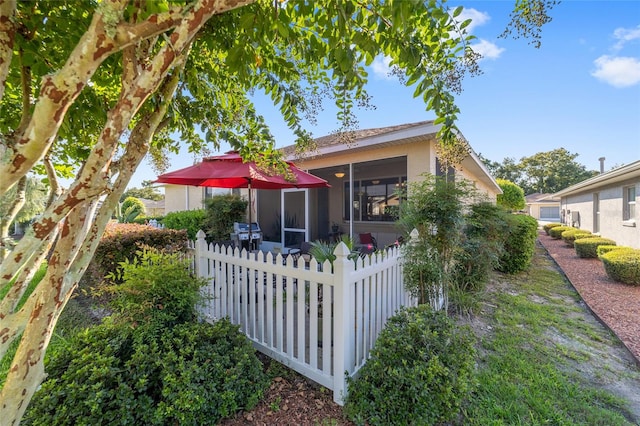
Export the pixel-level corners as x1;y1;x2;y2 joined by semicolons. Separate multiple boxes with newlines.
0;176;26;261
0;2;256;423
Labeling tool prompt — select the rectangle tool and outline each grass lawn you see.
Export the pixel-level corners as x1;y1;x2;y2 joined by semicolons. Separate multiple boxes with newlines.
461;246;639;425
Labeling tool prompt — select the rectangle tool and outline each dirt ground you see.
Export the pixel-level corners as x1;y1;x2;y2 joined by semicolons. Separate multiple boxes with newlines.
219;239;640;425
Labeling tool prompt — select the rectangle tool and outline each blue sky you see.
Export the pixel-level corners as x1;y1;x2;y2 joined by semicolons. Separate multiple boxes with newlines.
132;0;640;188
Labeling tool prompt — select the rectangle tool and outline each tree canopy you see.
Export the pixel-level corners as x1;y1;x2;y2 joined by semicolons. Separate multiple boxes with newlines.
120;181;163;202
483;148;599;195
0;0;555;422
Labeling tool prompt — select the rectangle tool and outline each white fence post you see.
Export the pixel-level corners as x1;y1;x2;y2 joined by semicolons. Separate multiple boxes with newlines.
332;242;355;405
195;230;208;278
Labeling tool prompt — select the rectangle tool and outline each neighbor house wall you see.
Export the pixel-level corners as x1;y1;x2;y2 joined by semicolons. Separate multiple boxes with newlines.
164;185;205;213
561;178;639;249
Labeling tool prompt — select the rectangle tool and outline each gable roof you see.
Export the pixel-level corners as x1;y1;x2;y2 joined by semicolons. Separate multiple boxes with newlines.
525;193;559;203
282;120;438;159
554;159;640;197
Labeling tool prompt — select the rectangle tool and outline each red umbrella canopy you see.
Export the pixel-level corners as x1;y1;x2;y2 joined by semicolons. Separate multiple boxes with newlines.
155;151;329;189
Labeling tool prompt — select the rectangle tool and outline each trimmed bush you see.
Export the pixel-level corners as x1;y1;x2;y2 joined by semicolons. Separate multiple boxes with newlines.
561;229;592;247
574;237;617;258
23;320;267;426
597;245;634;258
344;305;476;425
548;226;572;239
91;223;188;284
574;233;600;240
497;214;539;274
162;209;206;240
600;249;640;285
543;222;563;235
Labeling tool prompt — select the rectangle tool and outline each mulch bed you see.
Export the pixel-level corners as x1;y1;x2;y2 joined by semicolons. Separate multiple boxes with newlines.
538;231;640;364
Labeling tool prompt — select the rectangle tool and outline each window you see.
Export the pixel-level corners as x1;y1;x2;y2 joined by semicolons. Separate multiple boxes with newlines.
344;176;407;222
623;185;636;221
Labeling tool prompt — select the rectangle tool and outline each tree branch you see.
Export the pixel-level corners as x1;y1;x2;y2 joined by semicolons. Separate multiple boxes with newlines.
0;0;16;105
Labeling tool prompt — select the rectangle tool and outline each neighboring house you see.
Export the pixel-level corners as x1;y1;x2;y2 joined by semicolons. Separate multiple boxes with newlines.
139;198;166;217
553;160;640;249
525;193;561;222
163;185;231;213
162;121;501;251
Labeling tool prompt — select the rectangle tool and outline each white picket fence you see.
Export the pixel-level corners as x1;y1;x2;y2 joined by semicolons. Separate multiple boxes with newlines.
191;230;419;405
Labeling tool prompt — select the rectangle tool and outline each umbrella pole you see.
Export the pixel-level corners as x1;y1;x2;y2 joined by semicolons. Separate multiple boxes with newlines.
248;182;252;252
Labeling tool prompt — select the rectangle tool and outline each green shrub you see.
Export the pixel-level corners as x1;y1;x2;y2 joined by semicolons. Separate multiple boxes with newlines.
574;233;600;240
162;209;207;240
600;249;640;285
120;196;146;223
344;305;476;425
497;214;539;274
203;194;248;242
543;222;563;235
561;229;592;246
548;226;572;239
23;320;267;426
91;223;188;284
451;202;509;314
574;237;617;258
24;247;268;425
105;247;206;326
597;245;634;258
496;179;525;211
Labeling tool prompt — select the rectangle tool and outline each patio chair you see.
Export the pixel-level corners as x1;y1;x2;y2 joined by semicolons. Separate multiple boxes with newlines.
357;233;377;255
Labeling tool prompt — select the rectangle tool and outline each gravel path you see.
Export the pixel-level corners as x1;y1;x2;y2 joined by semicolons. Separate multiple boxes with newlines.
538;231;640;364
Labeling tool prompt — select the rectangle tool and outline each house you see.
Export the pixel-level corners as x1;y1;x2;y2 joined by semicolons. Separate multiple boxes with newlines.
139;198;166;217
163;185;231;213
162;121;501;251
553;160;640;249
256;120;501;252
525;193;561;223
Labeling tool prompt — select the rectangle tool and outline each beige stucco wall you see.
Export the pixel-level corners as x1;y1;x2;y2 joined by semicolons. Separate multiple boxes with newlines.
164;185;201;213
560;178;639;249
292;139;435;247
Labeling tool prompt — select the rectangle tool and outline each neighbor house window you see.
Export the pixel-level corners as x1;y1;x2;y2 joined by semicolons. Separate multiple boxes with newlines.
623;185;636;221
344;176;407;222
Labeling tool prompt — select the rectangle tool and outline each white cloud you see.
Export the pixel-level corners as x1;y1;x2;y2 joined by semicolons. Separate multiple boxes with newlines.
455;8;490;34
613;25;640;50
591;55;640;88
471;39;505;60
372;56;393;80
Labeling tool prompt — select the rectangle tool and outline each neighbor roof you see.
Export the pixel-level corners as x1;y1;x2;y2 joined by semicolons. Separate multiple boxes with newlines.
554;159;640;197
525;193;560;203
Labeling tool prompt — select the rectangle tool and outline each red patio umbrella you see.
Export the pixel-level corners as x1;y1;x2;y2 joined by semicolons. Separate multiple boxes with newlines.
155;151;330;248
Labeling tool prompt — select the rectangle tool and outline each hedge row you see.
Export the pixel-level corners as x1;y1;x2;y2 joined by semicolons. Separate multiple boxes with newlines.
545;223;640;286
